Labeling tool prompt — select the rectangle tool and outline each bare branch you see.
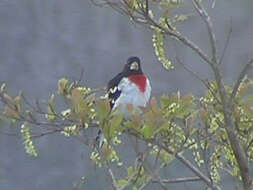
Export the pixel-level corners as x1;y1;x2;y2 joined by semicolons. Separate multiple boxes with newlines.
31;128;63;139
128;130;222;190
130;137;169;190
138;163;168;190
230;58;253;103
154;141;222;190
211;0;216;8
219;18;232;65
77;68;85;85
192;0;218;63
246;138;253;155
225;121;253;190
152;176;201;184
98;0;129;17
207;58;253;189
107;166;119;190
147;15;213;65
143;160;169;190
91;0;214;67
188;3;253;185
0;131;19;137
145;0;149;16
90;0;107;7
176;56;221;104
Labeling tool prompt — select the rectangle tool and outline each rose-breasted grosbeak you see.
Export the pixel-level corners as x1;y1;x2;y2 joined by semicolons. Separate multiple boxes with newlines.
107;56;151;113
95;56;151;148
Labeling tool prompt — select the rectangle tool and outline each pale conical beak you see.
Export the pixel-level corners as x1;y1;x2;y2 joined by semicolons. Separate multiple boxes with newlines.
130;62;139;70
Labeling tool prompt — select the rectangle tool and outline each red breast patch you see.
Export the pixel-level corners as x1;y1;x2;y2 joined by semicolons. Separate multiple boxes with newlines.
128;74;147;93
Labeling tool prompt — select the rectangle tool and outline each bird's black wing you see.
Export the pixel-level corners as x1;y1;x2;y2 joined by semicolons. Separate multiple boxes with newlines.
107;72;124;109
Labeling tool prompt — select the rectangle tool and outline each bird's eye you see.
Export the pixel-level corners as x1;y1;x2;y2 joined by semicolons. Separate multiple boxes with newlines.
130;62;139;70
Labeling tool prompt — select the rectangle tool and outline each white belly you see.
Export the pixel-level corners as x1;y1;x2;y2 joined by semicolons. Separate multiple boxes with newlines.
113;77;151;115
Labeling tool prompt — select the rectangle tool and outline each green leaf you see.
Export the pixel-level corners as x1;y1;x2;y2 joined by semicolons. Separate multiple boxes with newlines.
141;124;154;139
103;114;123;141
58;78;69;96
117;179;128;189
71;88;83;105
160;94;170;109
236;79;253;99
127;166;134;176
242;95;253;105
4;104;20;120
96;99;111;121
154;122;169;134
0;83;6;92
149;97;162;115
127;0;137;15
46;94;56;121
109;114;123;133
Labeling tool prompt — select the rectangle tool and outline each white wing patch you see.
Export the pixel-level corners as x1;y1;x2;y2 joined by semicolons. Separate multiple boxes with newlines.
109;86;118;94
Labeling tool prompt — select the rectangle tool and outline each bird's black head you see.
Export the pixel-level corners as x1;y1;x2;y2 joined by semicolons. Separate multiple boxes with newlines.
123;56;143;76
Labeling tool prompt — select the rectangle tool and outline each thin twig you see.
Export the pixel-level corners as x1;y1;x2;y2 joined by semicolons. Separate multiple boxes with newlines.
0;131;19;137
152;176;201;184
128;131;221;190
107;166;119;190
219;17;232;65
31;128;63;139
95;0;214;67
145;0;149;16
153;141;221;190
246;138;253;155
143;160;168;190
192;0;217;63
146;15;213;66
176;56;221;104
130;136;169;190
77;68;85;86
230;58;253;103
90;0;107;7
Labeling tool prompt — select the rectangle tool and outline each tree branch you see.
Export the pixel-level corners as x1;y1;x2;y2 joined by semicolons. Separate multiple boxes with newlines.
31;128;63;139
145;0;149;16
219;18;232;65
129;132;223;190
159;143;221;190
152;19;213;66
107;166;119;190
176;56;221;104
127;129;222;190
192;0;218;63
230;58;253;103
152;176;201;184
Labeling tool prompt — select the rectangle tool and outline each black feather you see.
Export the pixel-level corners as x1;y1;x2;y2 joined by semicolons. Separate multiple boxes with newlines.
107;56;143;109
107;72;124;109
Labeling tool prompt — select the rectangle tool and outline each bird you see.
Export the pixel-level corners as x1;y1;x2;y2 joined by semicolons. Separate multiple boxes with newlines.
95;56;151;149
107;56;151;113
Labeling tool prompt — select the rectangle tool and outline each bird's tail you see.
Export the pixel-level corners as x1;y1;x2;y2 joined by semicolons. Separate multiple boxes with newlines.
95;129;105;150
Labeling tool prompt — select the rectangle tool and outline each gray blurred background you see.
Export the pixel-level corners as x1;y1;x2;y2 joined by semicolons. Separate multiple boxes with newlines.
0;0;252;189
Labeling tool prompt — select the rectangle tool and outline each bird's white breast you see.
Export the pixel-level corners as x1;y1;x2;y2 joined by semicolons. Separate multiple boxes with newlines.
113;77;151;115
